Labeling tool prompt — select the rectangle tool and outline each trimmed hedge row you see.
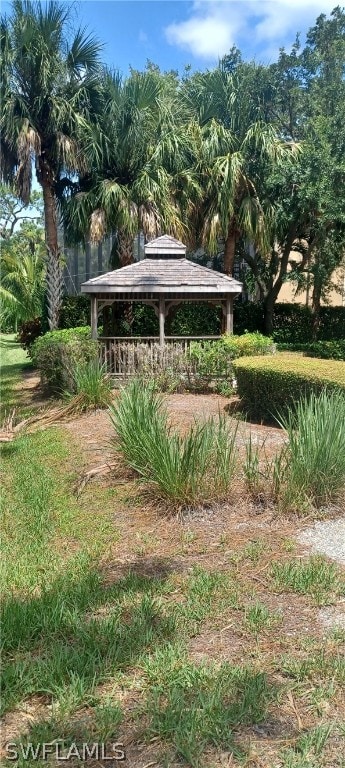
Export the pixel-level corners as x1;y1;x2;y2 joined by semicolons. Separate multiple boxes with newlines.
233;354;345;422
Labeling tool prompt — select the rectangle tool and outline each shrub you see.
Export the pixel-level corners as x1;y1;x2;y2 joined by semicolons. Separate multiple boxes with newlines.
234;303;345;343
276;343;309;352
234;301;265;335
102;335;273;394
278;389;345;508
17;317;42;350
31;326;97;394
271;304;314;343
59;296;90;329
109;379;238;506
169;302;222;336
317;306;345;340
233;354;345;422
303;340;345;360
189;333;275;379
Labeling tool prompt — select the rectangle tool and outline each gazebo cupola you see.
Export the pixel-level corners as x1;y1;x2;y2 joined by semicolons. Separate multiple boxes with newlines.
81;234;242;345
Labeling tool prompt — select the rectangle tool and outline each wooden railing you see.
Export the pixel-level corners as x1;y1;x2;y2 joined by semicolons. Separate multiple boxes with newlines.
98;336;221;377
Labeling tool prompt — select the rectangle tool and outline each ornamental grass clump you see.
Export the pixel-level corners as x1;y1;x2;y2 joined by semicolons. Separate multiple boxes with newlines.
279;389;345;509
65;357;113;411
109;379;169;476
109;379;238;506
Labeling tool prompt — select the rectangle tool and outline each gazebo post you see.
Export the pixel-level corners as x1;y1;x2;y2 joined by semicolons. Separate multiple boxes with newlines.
225;297;233;334
159;297;165;347
91;296;98;340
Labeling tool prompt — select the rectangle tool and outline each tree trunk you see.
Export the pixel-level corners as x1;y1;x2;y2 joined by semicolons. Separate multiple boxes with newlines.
118;230;134;267
119;230;134;328
263;293;276;335
223;228;237;276
262;225;298;335
39;162;62;330
311;284;322;340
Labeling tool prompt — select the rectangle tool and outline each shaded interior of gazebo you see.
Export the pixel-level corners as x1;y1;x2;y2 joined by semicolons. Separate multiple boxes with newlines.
81;235;243;346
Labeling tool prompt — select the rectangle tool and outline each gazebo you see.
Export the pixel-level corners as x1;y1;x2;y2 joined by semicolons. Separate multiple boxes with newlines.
81;235;243;347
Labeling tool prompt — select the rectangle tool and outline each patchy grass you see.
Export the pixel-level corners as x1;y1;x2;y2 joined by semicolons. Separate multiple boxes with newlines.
1;365;345;767
142;652;274;766
271;556;343;606
0;428;117;593
0;334;31;418
243;601;282;635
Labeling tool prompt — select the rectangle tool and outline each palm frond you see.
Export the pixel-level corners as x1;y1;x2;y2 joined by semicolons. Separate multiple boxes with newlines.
90;208;106;243
67;27;103;74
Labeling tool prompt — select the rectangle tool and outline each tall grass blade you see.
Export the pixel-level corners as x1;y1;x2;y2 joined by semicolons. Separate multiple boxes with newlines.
278;389;345;508
109;380;238;506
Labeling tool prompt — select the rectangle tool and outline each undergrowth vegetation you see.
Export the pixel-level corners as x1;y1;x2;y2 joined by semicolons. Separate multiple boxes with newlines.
188;332;275;379
109;379;238;506
64;357;113;411
278;389;345;509
244;389;345;512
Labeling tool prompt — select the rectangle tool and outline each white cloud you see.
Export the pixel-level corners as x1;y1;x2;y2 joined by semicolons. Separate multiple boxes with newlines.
165;3;243;59
164;1;337;61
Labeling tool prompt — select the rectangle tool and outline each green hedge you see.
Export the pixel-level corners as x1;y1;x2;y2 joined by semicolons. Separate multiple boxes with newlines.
233;354;345;422
31;326;97;394
303;340;345;361
270;304;345;343
59;296;90;329
235;303;345;343
55;295;345;343
189;333;275;378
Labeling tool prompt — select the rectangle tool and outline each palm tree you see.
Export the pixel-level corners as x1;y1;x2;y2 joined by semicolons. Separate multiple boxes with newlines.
63;68;195;265
184;67;296;275
0;243;46;329
1;0;102;328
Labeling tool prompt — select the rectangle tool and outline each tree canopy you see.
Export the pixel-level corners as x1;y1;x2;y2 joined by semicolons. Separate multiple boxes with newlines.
1;2;344;333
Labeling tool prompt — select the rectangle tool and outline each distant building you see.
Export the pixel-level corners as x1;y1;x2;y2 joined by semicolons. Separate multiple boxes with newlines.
278;251;345;307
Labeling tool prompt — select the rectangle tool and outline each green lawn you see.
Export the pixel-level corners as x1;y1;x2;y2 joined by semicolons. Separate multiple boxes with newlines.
0;333;31;419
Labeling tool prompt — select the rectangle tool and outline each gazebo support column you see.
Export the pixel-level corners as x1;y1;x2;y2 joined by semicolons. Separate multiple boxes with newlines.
91;296;98;340
225;297;233;334
159;297;165;347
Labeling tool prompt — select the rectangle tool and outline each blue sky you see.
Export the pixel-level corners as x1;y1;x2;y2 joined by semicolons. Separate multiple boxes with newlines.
71;0;337;72
3;1;338;73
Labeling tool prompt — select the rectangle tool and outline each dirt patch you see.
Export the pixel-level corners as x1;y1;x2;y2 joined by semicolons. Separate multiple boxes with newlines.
14;369;54;411
318;604;345;630
0;696;52;756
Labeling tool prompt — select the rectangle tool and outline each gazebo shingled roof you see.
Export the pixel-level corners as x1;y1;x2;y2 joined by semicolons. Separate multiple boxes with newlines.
81;235;243;344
